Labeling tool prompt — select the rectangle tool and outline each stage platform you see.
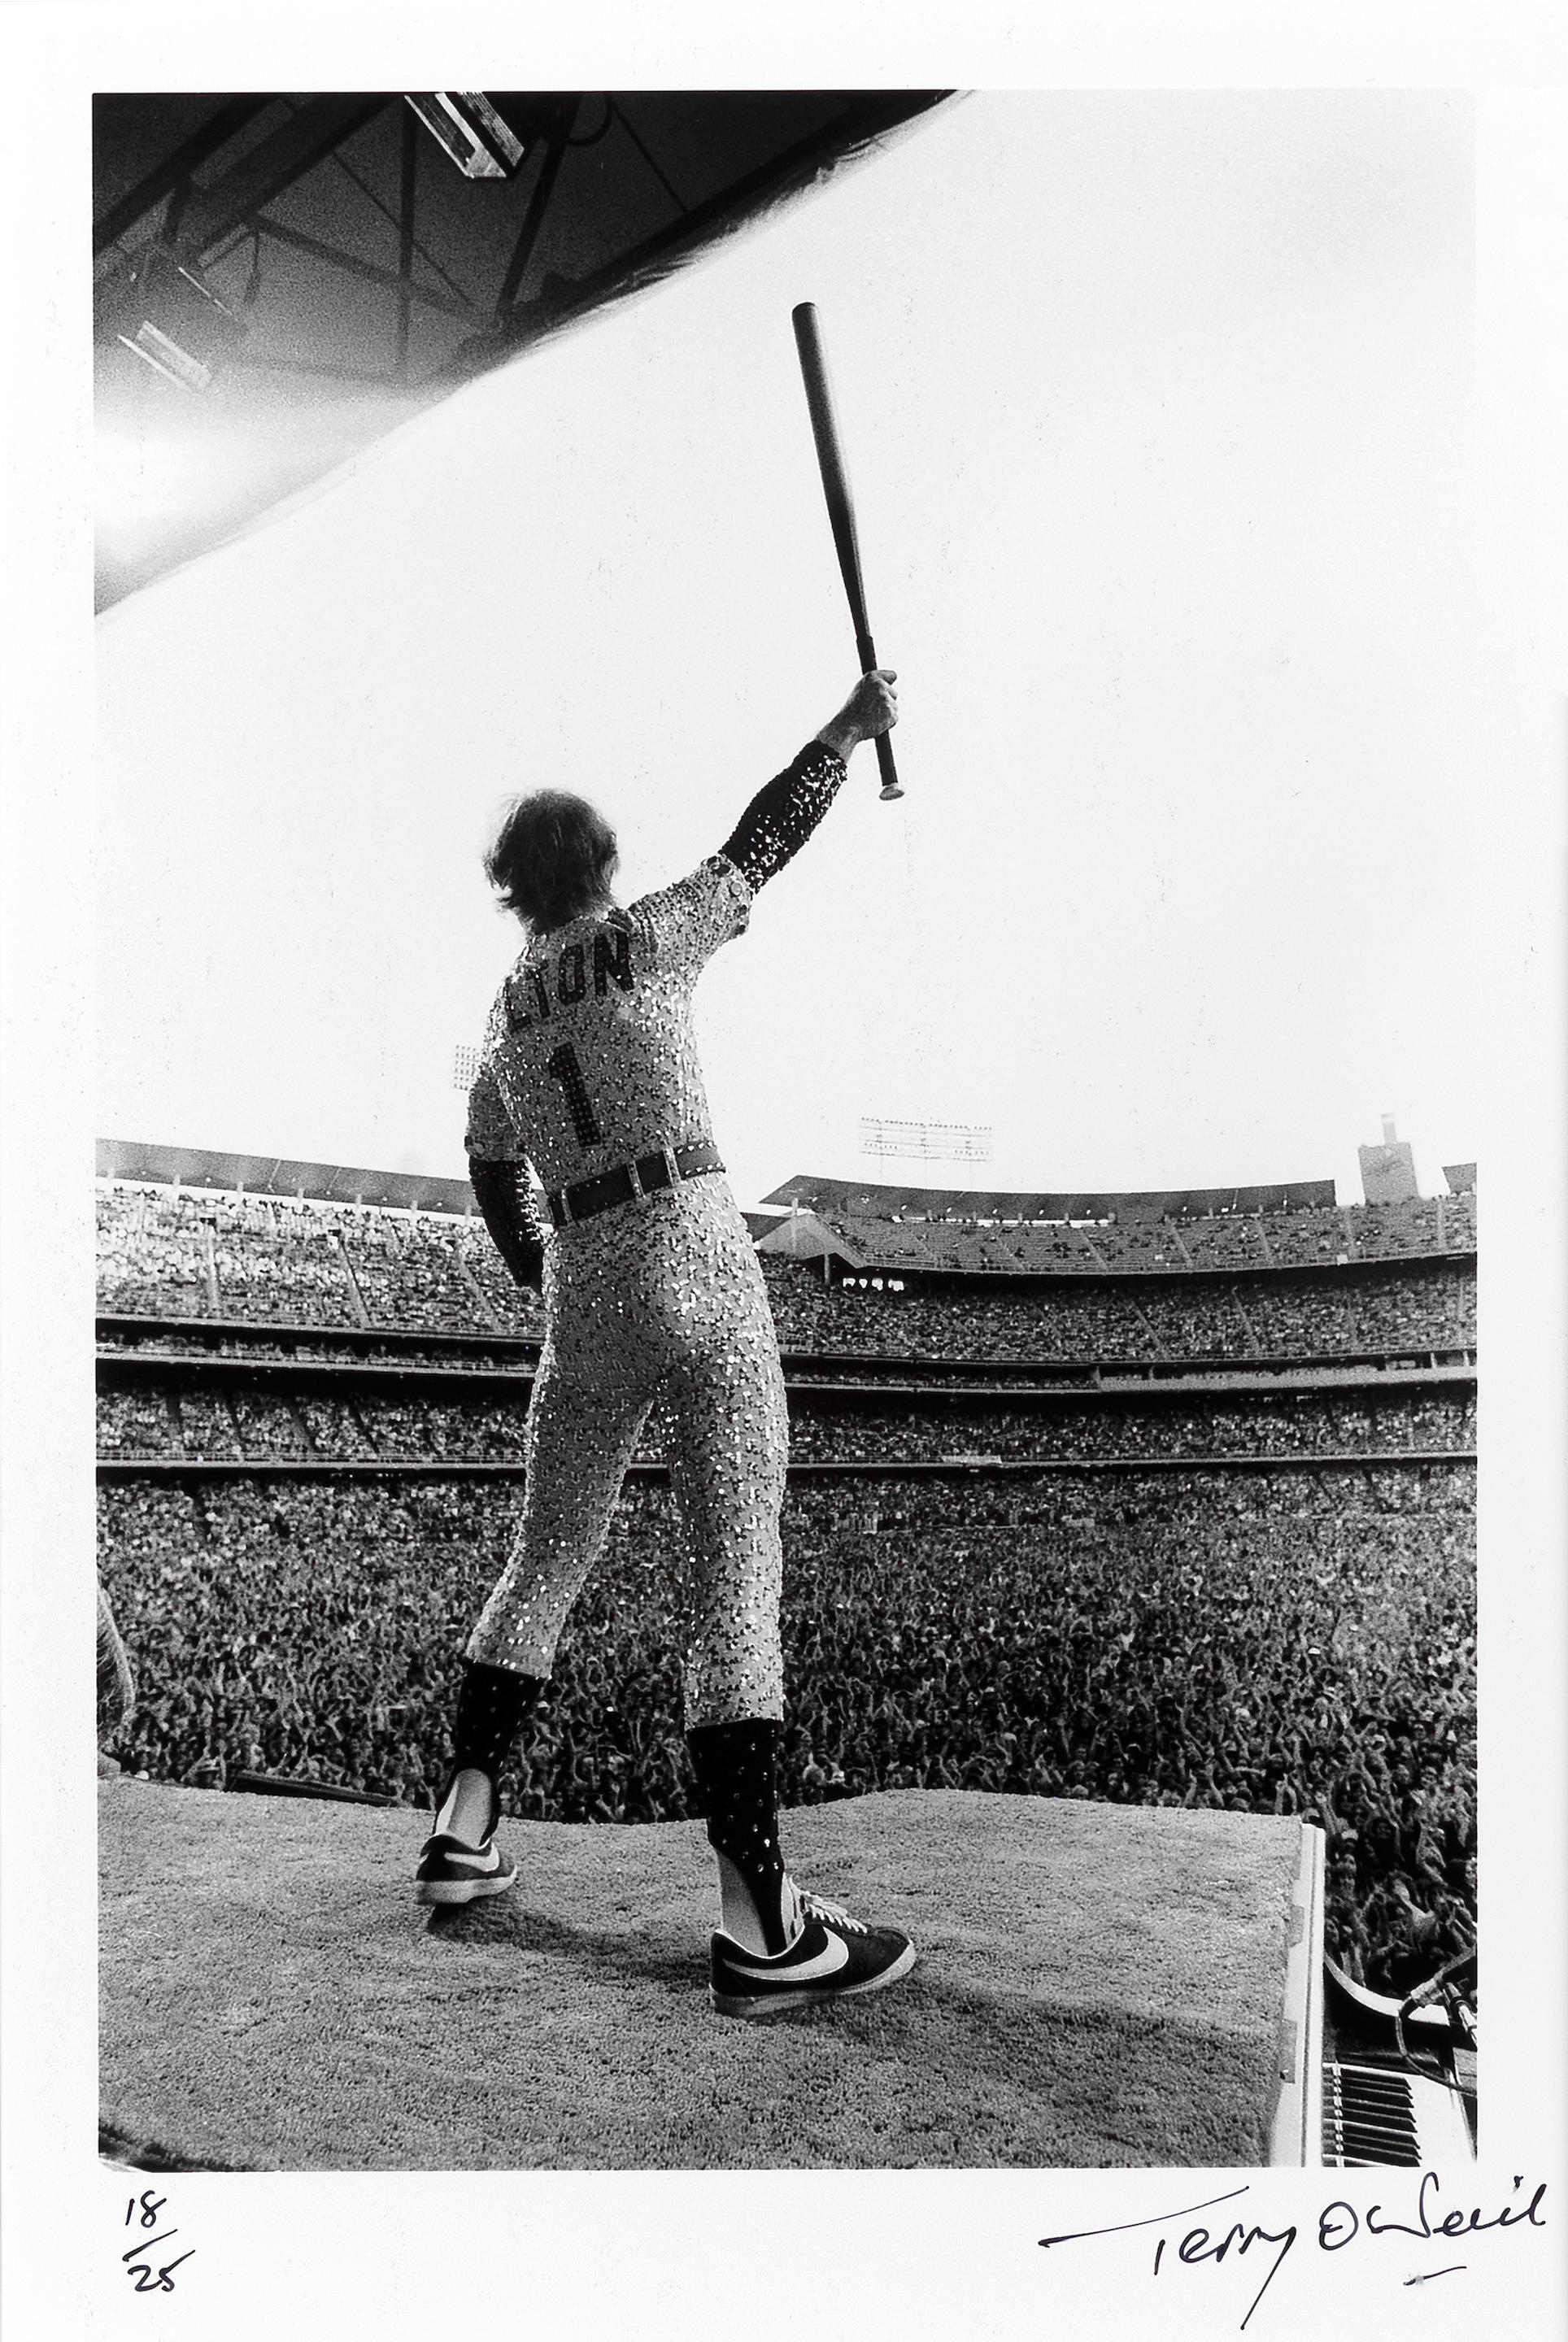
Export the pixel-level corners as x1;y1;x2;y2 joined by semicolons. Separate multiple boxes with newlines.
99;1778;1313;2170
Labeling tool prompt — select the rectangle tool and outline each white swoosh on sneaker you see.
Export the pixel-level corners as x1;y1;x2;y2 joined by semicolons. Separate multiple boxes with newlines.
441;1845;499;1871
725;1931;851;1985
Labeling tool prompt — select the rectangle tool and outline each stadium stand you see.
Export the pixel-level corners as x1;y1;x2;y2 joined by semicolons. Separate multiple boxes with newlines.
95;1165;1474;1340
90;1182;1483;1368
97;1187;216;1317
1439;1190;1477;1248
94;1154;1476;1997
97;1182;547;1338
759;1258;1474;1363
96;1382;1475;1469
1169;1213;1270;1272
758;1175;1471;1281
1004;1225;1100;1272
1353;1199;1447;1260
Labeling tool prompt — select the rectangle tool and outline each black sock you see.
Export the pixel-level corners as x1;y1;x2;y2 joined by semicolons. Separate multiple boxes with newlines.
446;1661;542;1821
686;1717;789;1956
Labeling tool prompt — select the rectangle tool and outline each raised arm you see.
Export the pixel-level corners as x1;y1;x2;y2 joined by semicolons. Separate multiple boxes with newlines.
720;669;898;890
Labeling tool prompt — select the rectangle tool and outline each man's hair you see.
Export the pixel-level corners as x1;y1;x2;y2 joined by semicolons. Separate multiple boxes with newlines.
485;790;619;931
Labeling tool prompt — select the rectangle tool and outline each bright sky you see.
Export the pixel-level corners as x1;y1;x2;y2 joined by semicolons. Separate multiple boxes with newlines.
96;90;1479;1208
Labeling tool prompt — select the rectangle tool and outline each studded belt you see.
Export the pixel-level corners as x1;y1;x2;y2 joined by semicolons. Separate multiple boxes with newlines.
546;1142;724;1230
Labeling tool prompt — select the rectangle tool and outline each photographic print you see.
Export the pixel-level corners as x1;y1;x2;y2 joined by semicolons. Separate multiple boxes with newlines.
90;80;1482;2177
2;16;1563;2342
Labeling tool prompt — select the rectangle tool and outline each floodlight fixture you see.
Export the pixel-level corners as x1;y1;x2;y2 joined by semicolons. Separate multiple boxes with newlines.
404;93;528;180
102;247;242;392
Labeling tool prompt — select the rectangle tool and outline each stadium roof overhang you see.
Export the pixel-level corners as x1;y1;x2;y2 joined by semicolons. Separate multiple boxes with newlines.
754;1208;861;1266
763;1171;1342;1221
98;1136;475;1215
93;89;956;610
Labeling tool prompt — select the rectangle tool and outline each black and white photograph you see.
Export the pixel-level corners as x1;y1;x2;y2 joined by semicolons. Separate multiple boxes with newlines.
2;10;1564;2341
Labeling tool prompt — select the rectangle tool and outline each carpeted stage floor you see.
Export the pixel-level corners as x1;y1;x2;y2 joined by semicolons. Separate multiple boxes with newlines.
100;1780;1303;2170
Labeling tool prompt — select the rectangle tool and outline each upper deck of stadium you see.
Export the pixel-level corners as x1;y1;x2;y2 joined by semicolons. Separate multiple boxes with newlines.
97;1138;1476;1282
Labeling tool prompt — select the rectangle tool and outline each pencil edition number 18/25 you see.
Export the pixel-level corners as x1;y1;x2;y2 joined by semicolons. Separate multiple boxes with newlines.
122;2188;195;2295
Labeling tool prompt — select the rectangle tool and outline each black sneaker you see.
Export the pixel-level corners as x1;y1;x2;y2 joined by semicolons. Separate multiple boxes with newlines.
414;1827;517;1905
710;1887;916;2020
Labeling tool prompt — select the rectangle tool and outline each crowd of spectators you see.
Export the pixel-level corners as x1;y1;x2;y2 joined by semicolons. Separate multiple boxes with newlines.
97;1188;215;1317
1352;1199;1442;1257
230;1391;311;1458
761;1261;1474;1364
97;1184;1472;1365
96;1183;546;1339
98;1387;175;1456
98;1329;537;1375
190;1193;360;1325
333;1214;480;1334
1257;1208;1357;1270
173;1390;244;1459
1440;1192;1477;1250
295;1395;368;1459
811;1191;1473;1277
786;1391;1474;1465
95;1379;1474;1467
98;1461;1475;1995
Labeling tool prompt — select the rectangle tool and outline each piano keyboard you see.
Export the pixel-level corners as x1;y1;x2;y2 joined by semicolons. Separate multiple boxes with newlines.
1322;2061;1475;2167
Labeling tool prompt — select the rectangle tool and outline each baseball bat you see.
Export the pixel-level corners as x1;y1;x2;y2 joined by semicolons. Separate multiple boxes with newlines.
791;301;903;801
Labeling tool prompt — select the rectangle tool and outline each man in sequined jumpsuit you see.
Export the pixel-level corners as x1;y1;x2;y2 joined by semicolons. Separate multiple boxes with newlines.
415;670;917;2018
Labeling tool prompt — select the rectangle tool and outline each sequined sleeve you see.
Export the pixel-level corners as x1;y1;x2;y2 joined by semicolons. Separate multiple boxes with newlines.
464;1064;543;1288
627;855;754;978
467;1156;547;1292
718;740;847;891
465;1062;522;1164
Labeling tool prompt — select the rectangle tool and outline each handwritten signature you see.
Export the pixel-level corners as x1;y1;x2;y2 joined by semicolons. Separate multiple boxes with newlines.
123;2188;195;2295
1039;2169;1546;2331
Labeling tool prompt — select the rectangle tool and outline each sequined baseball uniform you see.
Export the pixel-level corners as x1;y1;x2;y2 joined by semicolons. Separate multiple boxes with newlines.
463;741;846;1728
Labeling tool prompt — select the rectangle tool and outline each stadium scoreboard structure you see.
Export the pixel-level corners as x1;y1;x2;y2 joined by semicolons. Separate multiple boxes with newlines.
1359;1115;1420;1205
860;1117;993;1163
